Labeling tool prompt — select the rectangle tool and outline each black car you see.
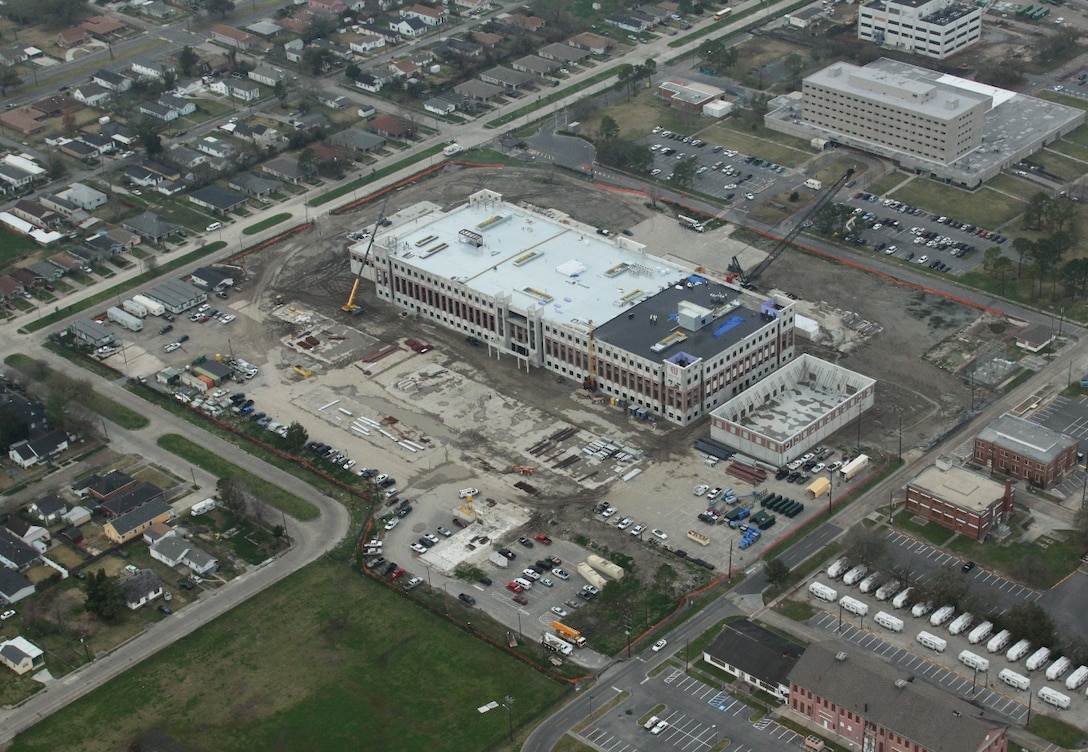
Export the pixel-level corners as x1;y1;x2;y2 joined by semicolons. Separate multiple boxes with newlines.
962;561;976;573
383;561;399;576
458;593;476;605
517;536;534;548
397;504;413;518
159;325;174;335
498;548;516;560
775;468;789;480
478;576;492;586
380;477;397;488
418;536;434;548
179;580;194;590
158;605;172;615
178;334;190;343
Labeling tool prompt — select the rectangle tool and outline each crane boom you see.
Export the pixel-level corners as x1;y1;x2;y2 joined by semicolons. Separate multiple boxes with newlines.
342;195;390;313
731;168;854;288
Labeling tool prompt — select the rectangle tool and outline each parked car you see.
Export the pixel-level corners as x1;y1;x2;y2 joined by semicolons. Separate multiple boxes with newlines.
458;593;476;605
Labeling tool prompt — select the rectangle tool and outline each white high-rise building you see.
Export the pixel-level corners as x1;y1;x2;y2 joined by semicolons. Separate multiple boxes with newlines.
859;0;981;60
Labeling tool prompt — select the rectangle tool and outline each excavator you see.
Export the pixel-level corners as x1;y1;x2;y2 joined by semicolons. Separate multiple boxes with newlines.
342;197;389;314
728;168;854;289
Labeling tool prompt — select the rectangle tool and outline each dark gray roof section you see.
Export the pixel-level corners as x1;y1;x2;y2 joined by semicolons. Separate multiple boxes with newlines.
0;568;33;599
704;620;803;688
0;529;39;569
145;279;206;310
595;280;769;363
122;211;182;241
977;413;1076;464
73;469;135;497
99;481;164;517
789;642;1007;751
109;498;172;536
190;184;247;211
121;567;164;604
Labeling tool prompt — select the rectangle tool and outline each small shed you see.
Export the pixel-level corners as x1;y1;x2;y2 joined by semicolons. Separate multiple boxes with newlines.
806;476;830;498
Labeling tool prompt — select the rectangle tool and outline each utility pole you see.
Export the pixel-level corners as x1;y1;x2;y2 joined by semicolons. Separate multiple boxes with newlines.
727;539;733;581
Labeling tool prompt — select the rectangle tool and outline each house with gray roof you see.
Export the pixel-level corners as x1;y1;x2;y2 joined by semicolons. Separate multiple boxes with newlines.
58;182;108;211
27;260;65;282
189;185;247;214
0;529;40;571
973;412;1078;487
511;55;559;76
123;211;183;243
0;637;44;675
27;493;66;525
454;79;505;101
703;620;803;702
104;498;173;543
0;569;35;605
93;68;132;92
330;127;386;153
538;42;590;63
68;318;114;347
480;66;535;89
150;532;219;575
121;569;164;609
228;172;280;197
262;156;307;183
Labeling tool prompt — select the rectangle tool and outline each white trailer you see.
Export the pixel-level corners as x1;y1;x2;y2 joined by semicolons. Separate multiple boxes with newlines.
840;454;869;480
874;611;904;632
839;595;869;617
826;558;849;579
121;299;148;318
442;143;463;157
948;612;974;636
1007;639;1032;663
1026;647;1052;672
190;498;216;516
916;631;947;653
808;581;838;602
576;562;607;590
1047;656;1073;682
107;306;143;331
987;629;1012;654
586;554;625;581
132;294;165;317
999;668;1030;690
1039;686;1071;710
1066;665;1088;691
929;605;955;627
541;632;573;656
843;565;869;586
911;601;933;618
892;587;913;609
859;574;879;594
489;551;509;568
958;650;990;672
968;621;993;645
875;581;901;601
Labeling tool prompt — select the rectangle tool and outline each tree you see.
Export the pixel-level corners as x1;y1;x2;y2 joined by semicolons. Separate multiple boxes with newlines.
216;476;251;516
764;558;791;587
298;147;317;177
673;156;699;189
345;62;361;82
46;153;67;180
274;79;288;105
62;111;78;134
301;47;334;75
205;0;234;18
284;422;309;454
178;45;199;78
842;527;890;571
84;569;125;623
0;65;23;96
0;404;30;449
1004;602;1055;648
1011;236;1035;277
784;53;804;89
598;114;620;143
1022;192;1049;231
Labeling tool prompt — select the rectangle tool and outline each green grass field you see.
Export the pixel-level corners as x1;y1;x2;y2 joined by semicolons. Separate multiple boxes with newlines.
157;434;319;521
892;509;954;547
887;181;1027;229
7;559;569;752
0;230;38;271
242;212;291;235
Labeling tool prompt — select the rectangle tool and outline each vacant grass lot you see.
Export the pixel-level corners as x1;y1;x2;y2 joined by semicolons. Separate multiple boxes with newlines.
157;434;319;521
887;181;1026;229
948;530;1080;589
0;230;39;270
892;509;954;547
1028;150;1087;182
242;212;291;235
1046;140;1088;164
8;559;569;752
4;354;149;430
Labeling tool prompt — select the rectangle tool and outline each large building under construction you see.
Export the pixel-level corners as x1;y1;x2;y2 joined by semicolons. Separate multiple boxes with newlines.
348;189;798;426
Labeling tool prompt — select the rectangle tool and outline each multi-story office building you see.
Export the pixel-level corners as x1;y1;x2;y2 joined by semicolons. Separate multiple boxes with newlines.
858;0;981;60
905;462;1013;541
349;189;797;426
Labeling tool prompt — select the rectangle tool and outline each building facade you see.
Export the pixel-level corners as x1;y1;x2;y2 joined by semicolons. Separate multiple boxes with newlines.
702;620;802;702
973;413;1078;487
858;0;981;60
905;462;1013;541
350;189;798;426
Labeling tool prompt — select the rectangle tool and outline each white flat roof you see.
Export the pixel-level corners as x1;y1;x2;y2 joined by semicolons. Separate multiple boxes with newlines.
376;193;686;331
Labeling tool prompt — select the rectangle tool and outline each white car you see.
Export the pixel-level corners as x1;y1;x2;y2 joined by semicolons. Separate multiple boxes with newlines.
744;192;755;201
630;523;646;536
811;462;826;473
651;529;668;540
650;720;669;735
706;487;723;501
616;517;634;530
384;518;399;531
917;255;929;264
0;610;15;621
522;568;541;581
423;533;439;545
723;183;737;190
163;342;181;353
385;488;399;498
410;543;427;554
650;168;662;176
550;606;568;618
652;638;667;652
552;568;569;580
693;484;710;496
601;506;617;518
219;314;236;324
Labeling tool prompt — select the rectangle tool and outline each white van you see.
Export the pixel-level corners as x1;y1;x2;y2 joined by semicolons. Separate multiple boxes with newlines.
206;221;222;232
458;487;479;499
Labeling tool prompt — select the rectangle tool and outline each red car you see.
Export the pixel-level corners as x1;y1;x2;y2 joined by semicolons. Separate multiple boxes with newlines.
506;582;524;594
512;595;529;606
389;567;406;580
452;518;468;529
534;534;552;545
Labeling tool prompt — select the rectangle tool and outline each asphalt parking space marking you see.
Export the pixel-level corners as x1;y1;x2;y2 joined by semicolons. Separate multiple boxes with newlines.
657;711;717;752
707;690;738;711
753;717;773;730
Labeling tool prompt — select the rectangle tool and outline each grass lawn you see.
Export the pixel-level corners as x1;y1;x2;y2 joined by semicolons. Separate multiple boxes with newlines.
554;736;599;752
774;599;816;622
947;531;1081;589
7;559;569;752
157;434;319;521
1028;150;1088;182
1027;713;1088;748
1037;90;1088;113
986;173;1042;202
892;509;954;547
0;230;39;271
887;181;1026;229
4;354;149;430
1046;140;1088;164
704;122;811;167
242;212;291;235
1060;123;1088;149
866;173;911;197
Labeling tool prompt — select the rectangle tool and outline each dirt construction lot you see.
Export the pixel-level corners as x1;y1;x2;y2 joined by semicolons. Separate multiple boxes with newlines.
109;167;990;639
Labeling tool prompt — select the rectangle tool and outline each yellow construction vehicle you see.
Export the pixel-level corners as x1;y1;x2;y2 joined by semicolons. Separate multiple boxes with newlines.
342;196;389;314
341;279;362;314
293;365;312;378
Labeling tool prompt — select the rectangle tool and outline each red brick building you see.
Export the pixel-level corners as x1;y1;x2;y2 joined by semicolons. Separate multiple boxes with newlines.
973;413;1077;488
789;642;1009;752
905;462;1013;542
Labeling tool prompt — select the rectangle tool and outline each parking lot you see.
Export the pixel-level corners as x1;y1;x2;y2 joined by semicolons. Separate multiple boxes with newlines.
578;667;802;752
1031;395;1088;500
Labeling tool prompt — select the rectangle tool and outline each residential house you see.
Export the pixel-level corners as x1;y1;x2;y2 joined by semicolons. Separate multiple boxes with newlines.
7;429;69;470
228;172;281;197
139;102;179;122
166;145;207;171
189;185;248;214
121;211;185;243
349;34;386;54
92;69;133;92
331;127;386;153
100;120;135;147
121;569;164;609
0;637;44;675
354;74;383;93
80;15;126;39
47;252;86;273
262;156;307;184
539;42;590;63
141;522;174;546
702;621;805;702
6;518;50;552
401;3;447;25
308;0;347;12
27;260;65;282
232;123;280;147
82;233;125;258
59;139;99;161
453;79;505;101
29;95;79;118
249;64;287;87
506;13;546;32
8;268;41;290
0;162;37;190
472;31;503;48
210;24;258;50
130;60;176;82
363;115;412;141
245;20;282;38
55;27;89;48
389;17;428;38
0;110;46;138
159;94;196;117
104;499;173;544
78;133;117;156
424;91;464;116
0;277;23;302
480;66;534;89
73;83;112;107
0;529;40;571
569;32;613;55
28;494;67;526
62;506;92;527
454;0;489;9
195;136;236;159
359;22;402;41
58;182;108;211
125;164;166;187
12;200;59;229
0;46;29;67
283;38;305;63
444;38;482;58
604;15;647;32
106;227;139;250
511;55;559;76
209;79;261;102
141;1;175;18
150;532;219;575
97;481;165;518
67;318;114;347
0;570;35;605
